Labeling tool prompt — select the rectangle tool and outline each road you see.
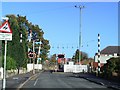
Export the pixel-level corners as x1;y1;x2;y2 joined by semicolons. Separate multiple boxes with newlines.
0;71;34;89
21;71;113;89
0;80;2;90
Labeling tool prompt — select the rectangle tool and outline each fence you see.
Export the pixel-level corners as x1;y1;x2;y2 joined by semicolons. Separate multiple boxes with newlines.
27;64;42;72
64;64;88;73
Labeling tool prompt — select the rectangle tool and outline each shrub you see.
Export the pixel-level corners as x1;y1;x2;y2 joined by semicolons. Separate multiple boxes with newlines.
6;56;16;70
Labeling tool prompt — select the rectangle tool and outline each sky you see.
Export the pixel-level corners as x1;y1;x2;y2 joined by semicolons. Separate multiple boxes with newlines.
1;1;118;58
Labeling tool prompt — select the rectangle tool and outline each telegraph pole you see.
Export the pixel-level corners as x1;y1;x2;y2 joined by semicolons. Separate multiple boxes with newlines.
75;5;85;64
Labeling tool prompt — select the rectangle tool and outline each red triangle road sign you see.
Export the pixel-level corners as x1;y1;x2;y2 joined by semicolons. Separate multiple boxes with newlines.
0;20;12;33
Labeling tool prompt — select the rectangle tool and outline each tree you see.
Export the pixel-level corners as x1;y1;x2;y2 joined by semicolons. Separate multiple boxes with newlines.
72;49;88;63
2;14;50;73
40;39;50;63
2;15;28;73
82;51;88;60
6;56;16;70
102;57;120;78
50;54;57;65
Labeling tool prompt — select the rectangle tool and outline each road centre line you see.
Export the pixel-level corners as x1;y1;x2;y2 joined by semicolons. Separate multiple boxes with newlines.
17;70;44;89
34;78;39;86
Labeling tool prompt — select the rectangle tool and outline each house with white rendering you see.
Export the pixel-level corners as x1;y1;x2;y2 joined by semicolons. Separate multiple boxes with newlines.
94;46;120;67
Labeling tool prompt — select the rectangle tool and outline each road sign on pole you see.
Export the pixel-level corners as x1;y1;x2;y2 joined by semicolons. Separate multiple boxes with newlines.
0;20;12;41
3;40;7;89
0;17;12;89
0;33;12;41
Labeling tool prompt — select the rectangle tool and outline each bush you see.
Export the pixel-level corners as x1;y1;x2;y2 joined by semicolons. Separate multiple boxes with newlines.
6;56;16;70
102;57;120;79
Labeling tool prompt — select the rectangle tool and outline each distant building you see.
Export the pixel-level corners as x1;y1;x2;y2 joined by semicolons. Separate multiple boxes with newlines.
94;46;120;68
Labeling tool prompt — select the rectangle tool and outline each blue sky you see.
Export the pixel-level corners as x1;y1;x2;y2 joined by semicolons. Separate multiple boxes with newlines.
2;2;118;58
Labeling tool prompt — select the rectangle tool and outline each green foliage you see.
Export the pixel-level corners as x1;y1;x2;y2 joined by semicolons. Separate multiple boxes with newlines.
102;57;120;78
6;56;16;70
1;14;50;72
72;49;88;63
40;39;50;62
50;54;57;65
4;15;28;70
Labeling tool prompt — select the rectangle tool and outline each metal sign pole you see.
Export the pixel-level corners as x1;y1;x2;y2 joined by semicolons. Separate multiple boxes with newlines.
33;40;35;74
3;40;7;89
0;17;12;90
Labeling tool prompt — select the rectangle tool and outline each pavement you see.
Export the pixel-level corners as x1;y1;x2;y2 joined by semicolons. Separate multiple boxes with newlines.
77;73;120;90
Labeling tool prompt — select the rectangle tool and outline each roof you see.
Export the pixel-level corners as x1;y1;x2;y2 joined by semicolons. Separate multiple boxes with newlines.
100;46;120;55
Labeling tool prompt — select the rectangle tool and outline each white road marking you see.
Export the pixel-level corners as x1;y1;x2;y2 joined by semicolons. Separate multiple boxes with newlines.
34;78;39;86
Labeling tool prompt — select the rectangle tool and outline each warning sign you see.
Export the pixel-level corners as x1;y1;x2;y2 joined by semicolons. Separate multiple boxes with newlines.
0;20;12;33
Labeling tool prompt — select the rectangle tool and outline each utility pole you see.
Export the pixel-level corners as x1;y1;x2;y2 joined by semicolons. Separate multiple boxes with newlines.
75;5;85;64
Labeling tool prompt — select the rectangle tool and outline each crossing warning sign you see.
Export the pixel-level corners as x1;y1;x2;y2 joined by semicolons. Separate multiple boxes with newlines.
0;20;12;40
0;20;12;33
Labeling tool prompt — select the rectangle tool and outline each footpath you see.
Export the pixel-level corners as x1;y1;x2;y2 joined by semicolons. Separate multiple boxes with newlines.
78;73;120;90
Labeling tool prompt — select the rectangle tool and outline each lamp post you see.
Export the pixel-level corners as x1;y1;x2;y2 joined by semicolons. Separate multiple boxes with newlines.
75;5;85;65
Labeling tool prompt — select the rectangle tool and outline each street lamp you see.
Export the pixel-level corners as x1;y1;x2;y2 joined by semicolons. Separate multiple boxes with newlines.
75;5;85;65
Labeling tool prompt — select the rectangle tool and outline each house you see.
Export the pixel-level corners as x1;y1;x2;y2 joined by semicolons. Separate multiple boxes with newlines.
94;46;120;68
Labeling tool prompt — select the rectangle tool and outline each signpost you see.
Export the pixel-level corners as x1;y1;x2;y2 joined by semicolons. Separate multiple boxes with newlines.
0;17;12;89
